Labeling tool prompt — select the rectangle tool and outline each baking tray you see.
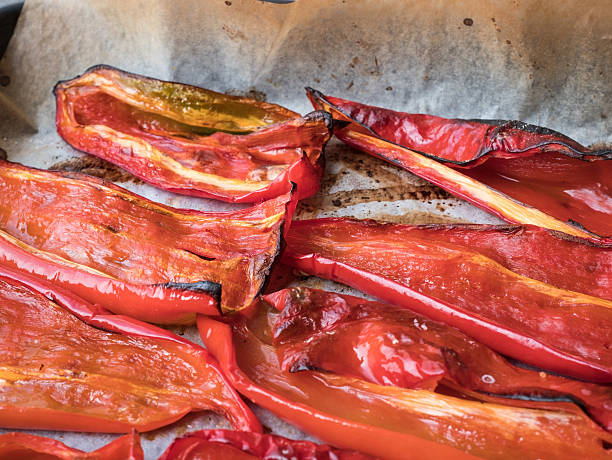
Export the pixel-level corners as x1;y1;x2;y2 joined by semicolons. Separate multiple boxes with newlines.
0;1;610;458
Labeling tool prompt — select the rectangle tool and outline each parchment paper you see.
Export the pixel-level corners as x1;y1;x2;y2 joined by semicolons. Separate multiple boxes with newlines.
0;0;610;458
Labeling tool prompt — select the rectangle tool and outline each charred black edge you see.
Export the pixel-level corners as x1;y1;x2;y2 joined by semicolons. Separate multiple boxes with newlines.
256;182;296;299
303;109;334;132
305;88;606;239
53;64;296;118
157;280;222;308
305;87;612;165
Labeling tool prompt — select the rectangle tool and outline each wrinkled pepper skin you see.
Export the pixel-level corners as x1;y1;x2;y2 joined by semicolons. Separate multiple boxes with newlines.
0;431;143;460
281;219;612;383
266;287;612;432
0;160;288;322
159;429;376;459
197;303;612;460
307;88;612;240
55;65;332;203
0;265;260;433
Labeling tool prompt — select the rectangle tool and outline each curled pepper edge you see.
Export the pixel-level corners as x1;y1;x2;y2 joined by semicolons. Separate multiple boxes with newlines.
280;251;612;384
53;64;301;133
54;66;333;203
306;88;610;242
305;88;612;166
0;264;262;433
196;314;479;460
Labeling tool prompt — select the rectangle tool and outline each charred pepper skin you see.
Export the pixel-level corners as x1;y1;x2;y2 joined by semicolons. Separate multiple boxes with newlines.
159;429;377;460
307;88;612;241
0;265;261;433
0;160;289;322
281;219;612;383
55;65;332;203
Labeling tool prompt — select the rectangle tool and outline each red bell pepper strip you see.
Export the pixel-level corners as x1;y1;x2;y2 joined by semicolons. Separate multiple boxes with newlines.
281;219;612;383
266;287;612;432
0;431;143;460
0;265;260;433
159;429;376;459
0;160;288;323
306;88;612;241
55;65;332;203
197;303;612;460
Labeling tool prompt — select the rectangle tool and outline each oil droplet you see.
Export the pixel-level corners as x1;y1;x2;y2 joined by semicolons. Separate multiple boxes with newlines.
481;374;495;384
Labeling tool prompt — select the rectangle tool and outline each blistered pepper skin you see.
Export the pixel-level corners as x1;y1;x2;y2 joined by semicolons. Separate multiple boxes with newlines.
0;265;260;433
55;65;332;203
307;88;612;241
281;219;612;383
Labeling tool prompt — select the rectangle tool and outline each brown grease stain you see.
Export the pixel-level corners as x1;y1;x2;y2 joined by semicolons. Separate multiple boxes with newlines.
295;141;463;224
49;155;143;184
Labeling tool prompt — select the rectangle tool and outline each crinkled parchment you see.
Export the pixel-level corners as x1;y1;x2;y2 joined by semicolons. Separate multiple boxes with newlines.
0;0;610;457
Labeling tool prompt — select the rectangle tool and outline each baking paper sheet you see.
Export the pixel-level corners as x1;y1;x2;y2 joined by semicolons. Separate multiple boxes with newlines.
0;0;610;457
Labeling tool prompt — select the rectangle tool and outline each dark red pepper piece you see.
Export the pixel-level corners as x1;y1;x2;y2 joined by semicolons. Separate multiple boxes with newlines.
307;88;612;240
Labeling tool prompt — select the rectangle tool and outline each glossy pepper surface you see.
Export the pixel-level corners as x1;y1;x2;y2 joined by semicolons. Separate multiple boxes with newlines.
307;88;612;240
0;265;260;433
0;431;143;460
159;429;377;459
266;287;612;432
197;301;612;460
0;160;288;323
55;65;332;203
281;219;612;383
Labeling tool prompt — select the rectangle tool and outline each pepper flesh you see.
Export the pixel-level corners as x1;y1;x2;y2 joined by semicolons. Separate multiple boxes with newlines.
0;265;260;433
306;88;612;240
281;219;612;383
197;303;612;460
55;65;332;203
266;287;612;432
0;160;287;322
159;429;376;459
0;431;143;460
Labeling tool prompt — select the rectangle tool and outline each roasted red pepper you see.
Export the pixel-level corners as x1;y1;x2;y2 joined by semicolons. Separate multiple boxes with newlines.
159;429;376;459
0;431;143;460
0;160;288;323
197;302;612;460
0;265;260;433
266;287;612;432
307;88;612;241
55;66;332;203
281;219;612;383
